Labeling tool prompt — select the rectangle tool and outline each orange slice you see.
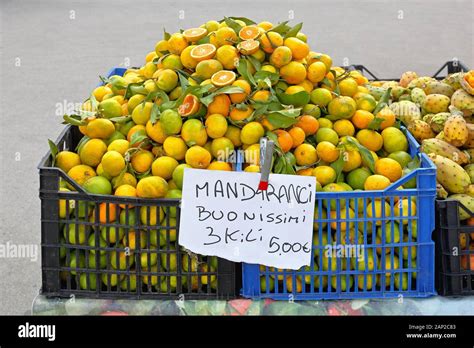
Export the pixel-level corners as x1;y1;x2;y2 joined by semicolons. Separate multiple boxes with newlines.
238;25;261;40
178;94;201;116
211;70;237;87
190;43;217;61
237;39;260;55
183;27;208;42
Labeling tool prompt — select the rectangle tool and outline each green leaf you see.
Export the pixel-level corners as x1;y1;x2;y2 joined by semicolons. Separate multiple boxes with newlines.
266;112;298;128
247;56;262;72
98;75;109;85
223;17;243;33
124;83;148;99
367;117;385;131
284;22;303;38
254;70;280;85
109;75;127;91
330;151;345;182
48;139;59;167
130;129;148;146
274;157;285;174
373;87;392;115
63;114;87;126
163;28;171;40
89;93;99;110
150;103;161;124
237;59;256;86
266;130;278;144
346;137;375;173
276;90;310;107
229;16;256;25
271;107;301;118
177;70;190;89
113;167;128;189
269;21;290;34
108;115;132;123
196;36;210;45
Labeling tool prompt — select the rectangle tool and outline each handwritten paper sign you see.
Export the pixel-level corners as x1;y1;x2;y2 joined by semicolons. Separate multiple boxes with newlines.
178;169;316;270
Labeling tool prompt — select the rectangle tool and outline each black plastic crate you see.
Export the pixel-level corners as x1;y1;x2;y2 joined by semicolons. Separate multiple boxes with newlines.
346;60;470;81
39;125;239;300
434;199;474;296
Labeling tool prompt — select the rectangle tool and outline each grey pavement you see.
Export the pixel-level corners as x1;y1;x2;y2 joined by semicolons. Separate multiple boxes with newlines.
0;0;472;315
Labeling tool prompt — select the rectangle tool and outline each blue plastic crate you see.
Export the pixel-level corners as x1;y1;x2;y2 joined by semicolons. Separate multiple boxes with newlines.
241;129;437;300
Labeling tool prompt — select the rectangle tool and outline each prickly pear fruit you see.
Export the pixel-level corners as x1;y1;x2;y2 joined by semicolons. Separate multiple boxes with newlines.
442;73;462;90
391;86;408;101
465;148;474;163
389;100;421;125
428;112;450;133
366;85;386;101
408;120;435;142
411;87;426;105
408;76;435;89
398;94;412;102
436;182;448;199
428;154;471;194
447;194;474;220
399;71;418;88
464;164;474;183
451;89;474;116
443;115;469;147
466;184;474;196
422;94;450;114
421;138;469;165
464;123;474;149
423;81;455;97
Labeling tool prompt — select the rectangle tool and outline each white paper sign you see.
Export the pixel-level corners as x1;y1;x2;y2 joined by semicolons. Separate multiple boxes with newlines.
178;168;316;270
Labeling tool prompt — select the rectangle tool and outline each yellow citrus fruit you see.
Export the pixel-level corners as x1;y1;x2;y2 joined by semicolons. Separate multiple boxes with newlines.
294;144;318;166
101;151;126;177
338;78;358;97
80;139;107;167
155;69;178;92
180;45;198;70
207;94;231;116
167;33;188;54
207;161;232;171
224;125;242;147
211;137;235;160
274;130;293;153
67;165;96;186
364;175;391;191
280;61;307;84
151;156;179;180
295;115;320;136
131;101;153;125
145;51;157;63
394;199;417;224
205;114;228;139
375;106;396;130
356;129;383;152
140;205;164;226
328;96;357;119
307;61;327;83
285;85;306;95
288;127;306;148
185;145;212;169
216;45;239;70
333;119;355;137
342;150;362;172
92;86;112;102
183;27;208;42
240;122;264;145
243;164;259;173
211;70;236;87
213;27;238;47
251;90;271;102
239;25;260;40
297;79;314;93
107;139;130;156
330;208;356;231
283;37;309;60
259;31;283;53
244;143;260;165
112;172;137;188
351;110;375;129
114;184;137;208
307;51;333;70
312;166;336;186
155;39;169;56
56;151;81;173
86;118;115;139
230;79;251;103
237;39;260;55
136;176;168;198
269;46;292;68
163;137;188;160
127;94;146;114
375;158;402;182
181;119;208;146
366;200;391;225
230;105;254;121
131;150;154;173
257;21;273;30
316;141;340;163
190;43;217;61
145;120;167;144
318;118;333;129
195;59;224;79
355;93;377;112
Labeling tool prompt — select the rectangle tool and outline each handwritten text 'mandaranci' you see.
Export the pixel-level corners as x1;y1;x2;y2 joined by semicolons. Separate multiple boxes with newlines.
195;180;313;204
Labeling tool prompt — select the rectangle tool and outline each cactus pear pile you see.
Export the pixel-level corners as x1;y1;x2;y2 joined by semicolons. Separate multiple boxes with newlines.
364;68;474;221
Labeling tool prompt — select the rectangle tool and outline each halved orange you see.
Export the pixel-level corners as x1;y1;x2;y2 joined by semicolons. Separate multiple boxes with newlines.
238;25;260;40
178;94;201;116
237;39;260;55
211;70;236;87
183;28;208;42
190;44;217;61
